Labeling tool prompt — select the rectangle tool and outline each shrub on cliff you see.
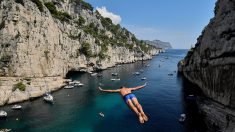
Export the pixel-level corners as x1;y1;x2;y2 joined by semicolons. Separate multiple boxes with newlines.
13;82;26;91
45;2;71;22
71;0;93;11
15;0;24;6
78;16;85;26
31;0;44;12
80;42;92;57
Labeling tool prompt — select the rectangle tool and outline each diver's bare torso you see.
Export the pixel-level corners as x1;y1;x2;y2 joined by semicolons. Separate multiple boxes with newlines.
120;88;132;96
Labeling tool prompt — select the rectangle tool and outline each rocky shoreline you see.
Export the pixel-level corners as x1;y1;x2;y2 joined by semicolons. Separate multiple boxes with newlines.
0;76;66;106
0;51;160;106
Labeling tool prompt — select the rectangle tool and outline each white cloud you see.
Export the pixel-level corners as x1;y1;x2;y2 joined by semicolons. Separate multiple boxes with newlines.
96;6;121;25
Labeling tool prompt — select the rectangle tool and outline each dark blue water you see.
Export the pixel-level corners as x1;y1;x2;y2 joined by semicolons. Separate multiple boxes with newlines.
0;49;207;132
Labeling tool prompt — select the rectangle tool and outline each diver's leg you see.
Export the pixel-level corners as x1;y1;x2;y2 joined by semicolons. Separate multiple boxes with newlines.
132;98;148;121
126;99;144;123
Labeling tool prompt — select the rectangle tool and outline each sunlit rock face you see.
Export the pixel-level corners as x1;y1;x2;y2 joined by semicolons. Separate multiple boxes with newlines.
178;0;235;131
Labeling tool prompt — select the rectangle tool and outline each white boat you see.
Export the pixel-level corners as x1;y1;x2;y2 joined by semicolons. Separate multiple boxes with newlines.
141;77;147;80
134;72;140;75
75;83;84;86
111;73;118;76
64;85;74;89
73;80;80;84
0;110;7;118
12;105;22;110
179;114;186;122
140;69;144;72
111;78;120;81
43;93;53;103
69;80;80;85
91;73;98;76
99;112;105;117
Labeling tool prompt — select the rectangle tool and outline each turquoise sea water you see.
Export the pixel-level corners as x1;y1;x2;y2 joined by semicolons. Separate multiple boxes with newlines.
0;49;207;132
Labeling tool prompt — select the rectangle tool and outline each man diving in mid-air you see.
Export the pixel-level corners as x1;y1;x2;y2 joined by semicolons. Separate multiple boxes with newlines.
99;83;148;123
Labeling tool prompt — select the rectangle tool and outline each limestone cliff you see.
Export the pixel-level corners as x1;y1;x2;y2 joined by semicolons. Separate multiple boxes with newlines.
178;0;235;131
0;0;160;105
0;0;160;77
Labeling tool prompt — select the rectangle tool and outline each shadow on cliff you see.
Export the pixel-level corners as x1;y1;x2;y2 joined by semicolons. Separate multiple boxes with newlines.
178;73;208;132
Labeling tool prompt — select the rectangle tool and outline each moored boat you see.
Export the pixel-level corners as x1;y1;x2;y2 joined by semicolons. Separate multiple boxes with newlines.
0;110;7;118
12;105;22;110
43;93;54;103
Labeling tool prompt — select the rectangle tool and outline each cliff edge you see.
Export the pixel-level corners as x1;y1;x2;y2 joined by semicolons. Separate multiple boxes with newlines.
178;0;235;131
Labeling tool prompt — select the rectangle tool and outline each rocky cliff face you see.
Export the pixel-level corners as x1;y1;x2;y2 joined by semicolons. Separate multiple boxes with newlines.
144;40;172;49
0;0;160;105
0;0;160;77
178;0;235;131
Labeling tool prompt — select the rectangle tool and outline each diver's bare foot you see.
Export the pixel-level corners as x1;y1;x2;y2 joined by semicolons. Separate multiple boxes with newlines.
141;113;148;121
138;115;145;124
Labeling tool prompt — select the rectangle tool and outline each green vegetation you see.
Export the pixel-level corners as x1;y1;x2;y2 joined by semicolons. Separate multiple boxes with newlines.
45;2;71;22
77;16;85;26
98;44;109;60
80;42;92;57
70;0;93;11
13;82;26;91
15;0;24;6
31;0;44;12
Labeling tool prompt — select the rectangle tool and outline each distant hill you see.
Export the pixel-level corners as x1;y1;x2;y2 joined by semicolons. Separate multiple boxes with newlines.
144;40;172;49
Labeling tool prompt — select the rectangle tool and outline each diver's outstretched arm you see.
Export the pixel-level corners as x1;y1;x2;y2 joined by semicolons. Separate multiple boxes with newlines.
99;87;120;93
130;83;147;91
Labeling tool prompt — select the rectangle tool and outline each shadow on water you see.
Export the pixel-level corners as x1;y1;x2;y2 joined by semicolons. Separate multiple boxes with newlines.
178;73;208;132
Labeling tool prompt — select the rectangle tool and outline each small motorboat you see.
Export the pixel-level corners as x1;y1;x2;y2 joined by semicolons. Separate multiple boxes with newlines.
111;73;118;76
0;110;7;118
64;85;74;89
75;83;84;87
12;104;22;110
99;112;105;117
91;73;98;76
179;114;186;122
73;80;80;84
146;64;150;67
165;57;169;59
111;78;120;81
69;81;79;85
186;95;197;100
43;93;53;103
140;69;144;72
134;72;140;75
141;77;147;80
117;64;122;67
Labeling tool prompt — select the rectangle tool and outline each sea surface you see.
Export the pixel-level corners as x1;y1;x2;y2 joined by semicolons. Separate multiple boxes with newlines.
0;49;207;132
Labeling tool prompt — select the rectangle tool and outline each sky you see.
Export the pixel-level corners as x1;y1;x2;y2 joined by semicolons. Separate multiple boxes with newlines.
85;0;216;49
